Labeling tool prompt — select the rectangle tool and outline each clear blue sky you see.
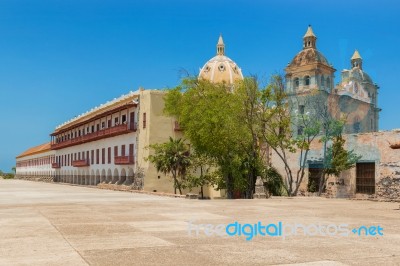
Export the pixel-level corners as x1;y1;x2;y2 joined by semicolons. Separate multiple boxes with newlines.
0;0;399;172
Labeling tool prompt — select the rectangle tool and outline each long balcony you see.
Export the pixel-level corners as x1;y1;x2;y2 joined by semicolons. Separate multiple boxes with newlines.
51;123;137;150
72;159;90;167
114;155;135;165
51;163;60;169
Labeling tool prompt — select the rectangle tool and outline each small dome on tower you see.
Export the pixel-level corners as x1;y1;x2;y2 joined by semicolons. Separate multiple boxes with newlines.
199;35;243;85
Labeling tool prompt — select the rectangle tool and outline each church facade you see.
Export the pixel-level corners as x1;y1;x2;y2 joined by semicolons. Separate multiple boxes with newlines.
285;26;380;135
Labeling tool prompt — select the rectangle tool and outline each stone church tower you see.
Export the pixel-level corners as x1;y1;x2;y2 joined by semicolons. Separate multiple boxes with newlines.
285;26;380;135
336;50;380;133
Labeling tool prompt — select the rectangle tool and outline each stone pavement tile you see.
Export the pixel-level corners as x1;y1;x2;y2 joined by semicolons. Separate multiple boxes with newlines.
128;220;189;232
65;233;173;251
275;261;348;266
105;213;168;222
0;235;87;266
340;255;400;265
56;222;141;236
82;246;216;266
159;211;228;220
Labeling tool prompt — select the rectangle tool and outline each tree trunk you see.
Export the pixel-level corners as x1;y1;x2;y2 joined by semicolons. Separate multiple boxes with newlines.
226;172;234;199
317;172;326;196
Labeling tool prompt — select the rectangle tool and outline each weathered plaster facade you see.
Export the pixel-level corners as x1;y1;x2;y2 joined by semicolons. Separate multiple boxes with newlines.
271;130;400;200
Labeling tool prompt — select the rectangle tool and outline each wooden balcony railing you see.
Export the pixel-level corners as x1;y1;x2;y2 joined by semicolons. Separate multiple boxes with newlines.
51;123;137;150
114;155;135;165
72;159;90;167
51;163;61;169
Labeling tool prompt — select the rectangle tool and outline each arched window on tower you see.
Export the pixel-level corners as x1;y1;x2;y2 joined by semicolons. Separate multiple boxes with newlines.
326;77;331;88
321;76;325;87
304;76;310;86
294;78;299;89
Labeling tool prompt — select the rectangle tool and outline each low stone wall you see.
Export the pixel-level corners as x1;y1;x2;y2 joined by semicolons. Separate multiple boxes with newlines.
376;161;400;200
16;175;54;183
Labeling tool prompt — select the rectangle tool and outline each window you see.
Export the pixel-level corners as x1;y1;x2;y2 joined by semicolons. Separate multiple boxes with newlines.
108;120;111;128
304;76;310;86
91;150;94;165
91;125;94;132
294;78;299;88
101;122;105;129
326;77;331;88
96;149;99;164
121;145;126;156
143;113;147;129
321;76;325;86
114;117;119;125
122;115;127;123
129;144;134;158
86;151;89;163
299;105;305;114
102;148;105;164
108;147;111;164
96;124;100;131
298;126;304;135
114;146;118;157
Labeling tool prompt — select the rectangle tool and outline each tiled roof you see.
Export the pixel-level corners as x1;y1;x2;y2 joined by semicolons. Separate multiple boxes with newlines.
16;142;51;159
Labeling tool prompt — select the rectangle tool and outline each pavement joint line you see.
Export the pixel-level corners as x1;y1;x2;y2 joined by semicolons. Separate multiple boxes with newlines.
36;207;90;265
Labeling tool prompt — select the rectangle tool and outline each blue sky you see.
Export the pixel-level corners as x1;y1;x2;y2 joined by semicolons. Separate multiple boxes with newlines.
0;0;399;172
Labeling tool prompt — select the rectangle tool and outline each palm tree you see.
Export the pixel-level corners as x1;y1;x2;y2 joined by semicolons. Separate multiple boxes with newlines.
147;137;191;194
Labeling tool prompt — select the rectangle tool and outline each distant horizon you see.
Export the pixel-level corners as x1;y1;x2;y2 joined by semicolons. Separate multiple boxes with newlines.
1;0;399;172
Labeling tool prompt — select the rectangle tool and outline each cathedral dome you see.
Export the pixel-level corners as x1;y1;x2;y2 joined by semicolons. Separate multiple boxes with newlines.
287;26;332;68
342;50;373;84
199;35;243;85
347;67;373;84
288;48;330;67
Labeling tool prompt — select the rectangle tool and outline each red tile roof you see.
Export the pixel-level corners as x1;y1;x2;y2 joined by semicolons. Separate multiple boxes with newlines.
16;142;51;159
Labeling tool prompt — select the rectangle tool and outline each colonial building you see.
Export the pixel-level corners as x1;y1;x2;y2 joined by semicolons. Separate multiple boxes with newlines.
15;36;243;198
285;26;380;135
15;142;55;182
16;30;398;200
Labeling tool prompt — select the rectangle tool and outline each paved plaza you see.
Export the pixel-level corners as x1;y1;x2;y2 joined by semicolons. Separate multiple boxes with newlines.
0;179;399;265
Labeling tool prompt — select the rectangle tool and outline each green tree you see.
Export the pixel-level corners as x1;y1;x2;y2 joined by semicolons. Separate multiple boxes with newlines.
164;79;247;198
318;133;361;195
147;137;191;195
185;152;218;199
302;92;361;195
258;75;320;196
164;78;264;198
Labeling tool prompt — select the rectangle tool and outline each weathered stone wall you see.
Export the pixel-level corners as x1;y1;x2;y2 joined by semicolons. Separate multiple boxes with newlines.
376;162;400;200
270;130;400;200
